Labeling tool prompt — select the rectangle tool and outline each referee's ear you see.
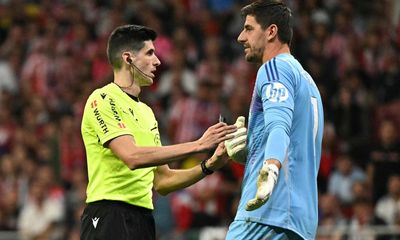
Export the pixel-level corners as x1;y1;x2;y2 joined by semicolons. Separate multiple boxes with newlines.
122;52;136;66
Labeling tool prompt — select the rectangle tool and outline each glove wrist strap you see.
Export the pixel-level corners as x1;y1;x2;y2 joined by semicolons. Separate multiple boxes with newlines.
201;159;214;175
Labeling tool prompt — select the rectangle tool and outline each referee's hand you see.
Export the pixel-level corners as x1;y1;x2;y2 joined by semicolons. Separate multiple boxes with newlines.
206;142;230;171
197;122;237;151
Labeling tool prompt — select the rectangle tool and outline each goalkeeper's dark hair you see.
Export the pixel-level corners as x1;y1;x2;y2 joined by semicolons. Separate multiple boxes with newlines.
107;24;157;70
241;0;293;45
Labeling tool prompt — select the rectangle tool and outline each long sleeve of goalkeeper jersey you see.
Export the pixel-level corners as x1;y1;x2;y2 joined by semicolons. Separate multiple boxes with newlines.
262;108;291;164
258;57;295;164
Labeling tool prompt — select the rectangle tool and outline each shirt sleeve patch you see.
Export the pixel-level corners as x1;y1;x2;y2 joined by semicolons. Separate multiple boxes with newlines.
265;82;289;103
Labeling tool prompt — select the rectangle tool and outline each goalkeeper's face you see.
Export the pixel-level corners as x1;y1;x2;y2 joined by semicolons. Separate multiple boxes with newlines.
130;40;161;86
237;15;267;64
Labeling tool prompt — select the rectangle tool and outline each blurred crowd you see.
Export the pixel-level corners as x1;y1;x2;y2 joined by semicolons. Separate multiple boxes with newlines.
0;0;399;239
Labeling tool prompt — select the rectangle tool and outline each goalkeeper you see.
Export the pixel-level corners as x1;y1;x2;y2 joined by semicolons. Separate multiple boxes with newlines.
225;1;324;240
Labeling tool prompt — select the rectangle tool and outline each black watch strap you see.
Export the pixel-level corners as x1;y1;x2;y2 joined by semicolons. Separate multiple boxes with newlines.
201;159;214;175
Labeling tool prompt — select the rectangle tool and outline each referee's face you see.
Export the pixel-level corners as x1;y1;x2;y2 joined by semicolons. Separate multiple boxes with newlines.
237;15;266;64
131;40;161;86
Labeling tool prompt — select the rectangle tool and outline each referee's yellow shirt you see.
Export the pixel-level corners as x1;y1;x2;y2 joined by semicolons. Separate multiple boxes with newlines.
81;83;161;210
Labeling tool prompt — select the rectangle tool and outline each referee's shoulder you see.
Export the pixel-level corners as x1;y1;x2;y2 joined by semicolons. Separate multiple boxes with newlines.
83;86;112;110
88;85;112;100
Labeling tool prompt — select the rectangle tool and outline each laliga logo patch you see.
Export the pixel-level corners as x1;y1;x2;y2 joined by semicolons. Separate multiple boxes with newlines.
154;133;160;145
266;82;288;102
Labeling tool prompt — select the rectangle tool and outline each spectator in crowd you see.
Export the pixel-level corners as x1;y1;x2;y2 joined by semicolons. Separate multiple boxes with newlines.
17;174;65;240
375;174;400;226
348;199;388;240
318;194;347;240
367;119;400;203
318;121;339;193
351;180;372;203
64;168;87;240
0;55;18;94
0;104;17;156
331;81;370;159
374;48;400;103
328;154;367;205
0;155;19;231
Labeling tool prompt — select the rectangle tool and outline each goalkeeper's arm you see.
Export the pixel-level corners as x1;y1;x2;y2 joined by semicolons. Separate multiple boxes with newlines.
246;107;290;211
246;159;280;211
246;126;288;211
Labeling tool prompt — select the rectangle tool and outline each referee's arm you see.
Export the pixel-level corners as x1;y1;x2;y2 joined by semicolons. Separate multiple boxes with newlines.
153;164;207;196
108;123;235;170
153;142;227;196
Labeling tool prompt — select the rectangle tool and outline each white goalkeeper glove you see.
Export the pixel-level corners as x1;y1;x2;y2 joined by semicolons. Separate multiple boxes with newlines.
245;162;279;211
225;116;247;164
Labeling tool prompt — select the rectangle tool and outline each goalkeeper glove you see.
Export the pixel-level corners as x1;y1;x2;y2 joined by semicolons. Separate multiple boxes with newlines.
245;162;279;211
225;116;247;164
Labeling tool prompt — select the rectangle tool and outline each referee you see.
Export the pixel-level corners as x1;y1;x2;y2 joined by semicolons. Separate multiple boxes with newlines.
80;25;236;240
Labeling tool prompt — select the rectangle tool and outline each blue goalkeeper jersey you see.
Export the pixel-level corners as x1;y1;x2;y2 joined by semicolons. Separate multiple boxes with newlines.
234;53;324;240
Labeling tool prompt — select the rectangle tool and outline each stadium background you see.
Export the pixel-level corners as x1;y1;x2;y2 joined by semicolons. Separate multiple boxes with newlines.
0;0;399;239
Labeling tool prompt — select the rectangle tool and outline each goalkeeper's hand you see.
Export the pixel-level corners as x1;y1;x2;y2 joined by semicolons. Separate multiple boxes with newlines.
245;162;279;211
225;116;247;164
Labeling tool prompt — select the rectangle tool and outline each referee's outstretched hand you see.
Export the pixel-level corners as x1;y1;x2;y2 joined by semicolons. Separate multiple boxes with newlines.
197;122;237;152
206;142;230;171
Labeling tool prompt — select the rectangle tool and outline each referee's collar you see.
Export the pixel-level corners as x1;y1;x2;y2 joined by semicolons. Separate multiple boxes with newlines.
112;82;140;102
125;92;139;102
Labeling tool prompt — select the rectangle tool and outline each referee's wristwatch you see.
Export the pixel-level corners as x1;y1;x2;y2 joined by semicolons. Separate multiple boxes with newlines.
201;158;214;175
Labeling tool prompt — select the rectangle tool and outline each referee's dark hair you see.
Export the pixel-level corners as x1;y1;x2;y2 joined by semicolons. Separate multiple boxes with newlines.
107;24;157;69
241;0;293;45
